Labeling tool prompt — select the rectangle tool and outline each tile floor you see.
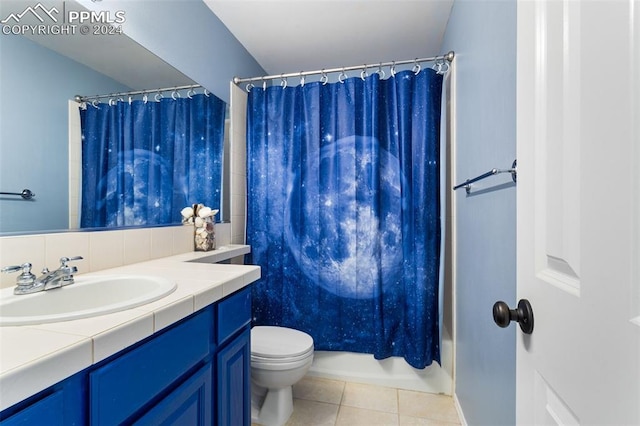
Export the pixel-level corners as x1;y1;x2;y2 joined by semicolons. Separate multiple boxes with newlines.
254;376;462;426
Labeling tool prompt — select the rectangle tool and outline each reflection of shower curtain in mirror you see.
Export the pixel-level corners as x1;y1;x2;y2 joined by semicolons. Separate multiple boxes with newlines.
80;94;225;228
247;69;443;369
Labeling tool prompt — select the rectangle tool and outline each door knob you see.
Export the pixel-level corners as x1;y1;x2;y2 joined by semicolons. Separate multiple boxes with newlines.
493;299;534;334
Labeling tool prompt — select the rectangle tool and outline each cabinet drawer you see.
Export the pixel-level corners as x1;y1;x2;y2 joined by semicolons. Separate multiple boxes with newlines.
217;287;251;345
90;308;213;425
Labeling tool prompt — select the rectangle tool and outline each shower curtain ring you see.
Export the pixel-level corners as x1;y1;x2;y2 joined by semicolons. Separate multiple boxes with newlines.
280;74;287;88
320;69;328;85
300;71;305;87
143;93;148;104
91;99;100;109
128;96;133;105
246;82;254;92
203;88;210;97
338;68;347;83
361;66;368;81
108;98;116;106
390;61;396;77
377;63;385;79
187;88;195;99
171;90;181;100
413;59;421;75
154;91;164;102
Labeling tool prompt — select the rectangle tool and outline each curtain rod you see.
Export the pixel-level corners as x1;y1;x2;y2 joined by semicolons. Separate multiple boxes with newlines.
233;51;455;85
74;84;205;103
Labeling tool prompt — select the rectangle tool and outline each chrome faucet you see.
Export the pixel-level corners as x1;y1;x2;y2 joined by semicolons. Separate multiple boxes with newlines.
1;256;83;295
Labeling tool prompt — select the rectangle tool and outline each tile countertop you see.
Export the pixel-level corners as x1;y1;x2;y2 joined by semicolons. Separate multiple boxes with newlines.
0;245;259;412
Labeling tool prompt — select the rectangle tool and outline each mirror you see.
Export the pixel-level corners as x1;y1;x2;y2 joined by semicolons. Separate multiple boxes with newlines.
0;1;229;235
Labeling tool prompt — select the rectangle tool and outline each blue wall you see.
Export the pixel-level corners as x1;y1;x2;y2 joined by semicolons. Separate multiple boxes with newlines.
441;1;517;424
0;35;130;233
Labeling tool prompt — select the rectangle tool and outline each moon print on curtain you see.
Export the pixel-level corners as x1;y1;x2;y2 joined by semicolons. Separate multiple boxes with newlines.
247;68;443;369
80;93;225;228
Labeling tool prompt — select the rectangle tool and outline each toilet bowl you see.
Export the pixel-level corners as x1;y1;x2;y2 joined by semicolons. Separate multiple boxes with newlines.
251;326;314;426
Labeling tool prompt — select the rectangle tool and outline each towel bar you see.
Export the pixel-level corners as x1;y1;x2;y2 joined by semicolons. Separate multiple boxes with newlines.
0;189;35;200
453;159;516;194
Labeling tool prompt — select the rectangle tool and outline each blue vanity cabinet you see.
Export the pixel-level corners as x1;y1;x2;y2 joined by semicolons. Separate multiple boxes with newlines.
0;287;253;426
215;287;252;426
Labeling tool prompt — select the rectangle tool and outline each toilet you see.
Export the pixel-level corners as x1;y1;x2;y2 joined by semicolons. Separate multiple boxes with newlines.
251;326;314;426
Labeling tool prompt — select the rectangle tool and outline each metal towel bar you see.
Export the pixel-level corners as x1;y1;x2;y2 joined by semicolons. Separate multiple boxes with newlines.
453;160;517;194
0;189;35;200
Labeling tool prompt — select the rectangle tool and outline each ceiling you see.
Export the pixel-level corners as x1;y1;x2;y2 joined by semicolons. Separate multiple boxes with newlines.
4;0;453;89
204;0;454;77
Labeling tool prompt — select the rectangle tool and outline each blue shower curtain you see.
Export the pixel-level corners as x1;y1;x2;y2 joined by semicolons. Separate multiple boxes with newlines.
247;69;443;369
80;94;225;228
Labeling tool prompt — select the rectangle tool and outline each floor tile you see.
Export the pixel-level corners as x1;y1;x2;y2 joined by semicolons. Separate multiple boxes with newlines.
398;390;459;424
335;405;399;426
341;382;398;413
253;377;461;426
399;415;460;425
293;377;345;405
285;399;340;426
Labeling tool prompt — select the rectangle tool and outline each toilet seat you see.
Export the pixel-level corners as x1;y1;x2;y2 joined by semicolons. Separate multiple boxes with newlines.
251;326;314;363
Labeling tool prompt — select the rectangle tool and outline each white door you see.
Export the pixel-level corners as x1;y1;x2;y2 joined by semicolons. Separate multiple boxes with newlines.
516;0;640;424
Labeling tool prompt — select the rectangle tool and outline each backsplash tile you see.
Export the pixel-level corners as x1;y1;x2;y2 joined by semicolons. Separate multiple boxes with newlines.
45;232;90;273
172;225;193;254
0;235;46;289
0;226;199;289
123;229;152;265
89;230;125;271
150;227;174;259
215;222;232;247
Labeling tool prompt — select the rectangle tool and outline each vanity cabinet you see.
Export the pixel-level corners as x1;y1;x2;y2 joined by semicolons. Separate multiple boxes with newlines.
0;287;252;426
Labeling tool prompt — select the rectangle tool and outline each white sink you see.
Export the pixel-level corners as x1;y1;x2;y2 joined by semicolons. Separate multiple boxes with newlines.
0;275;177;326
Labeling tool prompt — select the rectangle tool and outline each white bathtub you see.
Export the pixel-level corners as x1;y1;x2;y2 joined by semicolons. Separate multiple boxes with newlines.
306;333;453;395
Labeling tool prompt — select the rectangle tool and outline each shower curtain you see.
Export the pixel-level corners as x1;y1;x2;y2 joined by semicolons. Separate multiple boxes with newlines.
247;68;443;369
80;94;225;228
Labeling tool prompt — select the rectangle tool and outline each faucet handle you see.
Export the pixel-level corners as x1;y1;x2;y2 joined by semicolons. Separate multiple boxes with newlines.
2;263;36;286
59;256;83;268
2;264;23;274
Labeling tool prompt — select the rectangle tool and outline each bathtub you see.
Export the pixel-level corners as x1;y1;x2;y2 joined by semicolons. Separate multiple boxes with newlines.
306;332;453;395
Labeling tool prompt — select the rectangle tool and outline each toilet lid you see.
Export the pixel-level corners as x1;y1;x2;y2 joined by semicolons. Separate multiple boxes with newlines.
251;326;314;358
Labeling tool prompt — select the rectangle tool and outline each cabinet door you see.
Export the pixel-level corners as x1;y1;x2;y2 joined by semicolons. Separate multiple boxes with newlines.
0;373;84;426
0;393;64;426
216;327;250;426
90;308;213;425
133;363;212;426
